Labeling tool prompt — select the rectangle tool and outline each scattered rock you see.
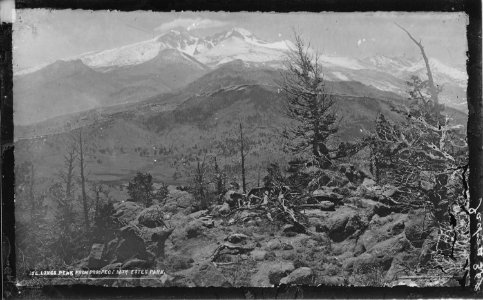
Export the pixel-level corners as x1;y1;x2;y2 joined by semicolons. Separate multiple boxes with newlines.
280;267;314;285
198;216;214;228
265;251;277;261
224;190;244;208
311;189;344;204
215;202;231;215
301;167;349;187
226;233;249;244
338;163;370;185
282;243;294;250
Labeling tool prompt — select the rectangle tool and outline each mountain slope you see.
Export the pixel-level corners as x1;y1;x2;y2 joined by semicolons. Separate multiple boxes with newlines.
15;60;467;197
14;49;209;125
14;60;122;125
15;27;467;125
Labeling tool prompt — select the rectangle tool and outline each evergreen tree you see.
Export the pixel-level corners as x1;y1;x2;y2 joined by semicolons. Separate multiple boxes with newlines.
280;33;337;167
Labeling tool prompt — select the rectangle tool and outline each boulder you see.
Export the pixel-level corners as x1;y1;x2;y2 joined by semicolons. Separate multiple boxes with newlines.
384;251;419;282
381;185;401;198
282;224;306;236
191;262;232;287
344;234;412;273
87;243;107;269
282;243;294;250
418;229;439;264
122;258;152;269
251;250;268;261
267;262;295;285
137;205;166;228
184;217;214;239
320;276;346;286
404;209;436;248
198;216;214;228
151;227;175;258
343;197;392;217
266;239;281;251
101;262;122;271
280;267;314;285
319;207;369;242
159;255;194;272
116;224;151;262
358;213;407;251
188;210;208;219
164;189;195;214
219;202;230;214
113;201;144;225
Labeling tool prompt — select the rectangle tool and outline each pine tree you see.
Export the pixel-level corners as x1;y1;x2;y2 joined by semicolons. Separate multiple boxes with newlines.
280;33;337;167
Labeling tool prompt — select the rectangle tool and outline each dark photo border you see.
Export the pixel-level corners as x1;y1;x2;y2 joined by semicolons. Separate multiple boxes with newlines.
2;0;481;298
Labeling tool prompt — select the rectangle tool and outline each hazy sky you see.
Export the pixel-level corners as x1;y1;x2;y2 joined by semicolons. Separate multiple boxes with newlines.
13;10;468;71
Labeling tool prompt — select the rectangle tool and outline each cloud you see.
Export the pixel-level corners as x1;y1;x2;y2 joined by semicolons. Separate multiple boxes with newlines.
155;18;228;32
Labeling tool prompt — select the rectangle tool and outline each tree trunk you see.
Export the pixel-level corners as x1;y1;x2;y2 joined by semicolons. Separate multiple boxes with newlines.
239;123;246;193
94;187;100;220
78;129;89;232
29;163;35;220
467;4;483;290
64;147;75;200
214;157;223;195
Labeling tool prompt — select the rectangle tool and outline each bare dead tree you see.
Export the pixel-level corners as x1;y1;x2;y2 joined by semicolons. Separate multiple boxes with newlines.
77;128;90;232
396;23;441;118
213;156;225;196
239;123;247;193
59;145;77;201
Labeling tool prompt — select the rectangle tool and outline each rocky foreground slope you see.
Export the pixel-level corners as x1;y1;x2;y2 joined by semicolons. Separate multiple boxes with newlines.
30;164;460;288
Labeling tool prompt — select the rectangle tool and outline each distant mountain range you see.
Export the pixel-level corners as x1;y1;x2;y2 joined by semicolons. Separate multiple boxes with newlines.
14;27;467;125
15;52;467;189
